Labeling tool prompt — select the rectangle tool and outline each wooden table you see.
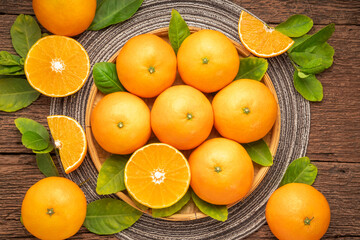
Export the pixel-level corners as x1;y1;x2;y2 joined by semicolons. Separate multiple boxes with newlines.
0;0;359;239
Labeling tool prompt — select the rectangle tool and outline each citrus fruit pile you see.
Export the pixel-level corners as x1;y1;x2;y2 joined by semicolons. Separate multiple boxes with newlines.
90;29;278;209
16;2;331;238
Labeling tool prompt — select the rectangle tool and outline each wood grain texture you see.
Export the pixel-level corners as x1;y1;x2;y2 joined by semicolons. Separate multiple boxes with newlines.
1;0;359;25
0;155;358;238
0;0;359;239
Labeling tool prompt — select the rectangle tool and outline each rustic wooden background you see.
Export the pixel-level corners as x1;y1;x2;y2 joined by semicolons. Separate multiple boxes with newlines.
0;0;359;239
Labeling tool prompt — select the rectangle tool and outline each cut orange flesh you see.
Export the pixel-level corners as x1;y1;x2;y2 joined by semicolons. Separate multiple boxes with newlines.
47;115;87;174
238;11;294;58
124;143;191;209
25;35;90;97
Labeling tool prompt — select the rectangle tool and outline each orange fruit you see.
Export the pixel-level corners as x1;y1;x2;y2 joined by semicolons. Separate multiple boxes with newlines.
21;177;87;240
212;79;277;143
47;115;87;174
151;85;213;150
177;29;239;92
266;183;331;240
124;143;191;209
91;92;151;155
116;34;177;98
189;138;254;205
238;11;294;57
33;0;96;36
25;35;90;97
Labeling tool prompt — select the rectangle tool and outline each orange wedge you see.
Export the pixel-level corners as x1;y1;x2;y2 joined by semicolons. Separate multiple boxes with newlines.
238;11;294;58
47;115;87;174
25;35;90;97
124;143;191;209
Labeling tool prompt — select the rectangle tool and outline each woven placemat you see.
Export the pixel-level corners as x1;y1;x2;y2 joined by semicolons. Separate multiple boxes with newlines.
50;0;310;239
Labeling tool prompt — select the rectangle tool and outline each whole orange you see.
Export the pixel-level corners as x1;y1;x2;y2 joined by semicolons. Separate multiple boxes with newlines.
212;79;277;143
266;183;331;240
151;85;213;150
177;29;239;93
21;177;87;240
33;0;96;36
116;34;177;98
189;138;254;205
91;92;151;154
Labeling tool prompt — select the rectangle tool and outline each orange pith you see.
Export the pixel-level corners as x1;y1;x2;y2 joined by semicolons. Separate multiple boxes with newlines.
238;11;294;57
124;143;191;209
47;115;87;174
25;35;90;97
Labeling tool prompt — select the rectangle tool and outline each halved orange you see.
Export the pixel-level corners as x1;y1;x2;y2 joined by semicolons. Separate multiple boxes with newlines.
124;143;191;209
25;35;90;97
47;115;87;174
238;11;294;58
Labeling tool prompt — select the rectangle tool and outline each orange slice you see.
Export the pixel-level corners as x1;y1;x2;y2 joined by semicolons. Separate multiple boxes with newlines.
124;143;191;209
47;115;87;174
238;11;294;58
25;35;90;97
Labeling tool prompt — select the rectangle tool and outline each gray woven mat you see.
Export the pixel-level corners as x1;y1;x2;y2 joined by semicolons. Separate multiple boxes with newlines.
50;0;310;239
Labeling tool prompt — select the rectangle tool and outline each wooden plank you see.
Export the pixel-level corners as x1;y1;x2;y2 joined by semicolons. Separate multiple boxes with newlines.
0;0;359;25
0;155;358;238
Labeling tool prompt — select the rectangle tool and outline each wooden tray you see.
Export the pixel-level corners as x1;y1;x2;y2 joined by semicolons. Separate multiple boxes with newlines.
85;27;281;221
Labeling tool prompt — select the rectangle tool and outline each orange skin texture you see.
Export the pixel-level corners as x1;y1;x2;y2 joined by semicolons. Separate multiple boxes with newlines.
21;177;87;240
91;92;151;154
116;34;177;98
177;29;239;93
151;85;213;150
212;79;277;143
189;138;254;205
266;183;331;240
33;0;96;36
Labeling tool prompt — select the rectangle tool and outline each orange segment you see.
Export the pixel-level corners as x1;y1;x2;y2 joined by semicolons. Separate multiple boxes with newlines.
25;35;90;97
47;115;87;174
124;143;191;209
238;11;294;57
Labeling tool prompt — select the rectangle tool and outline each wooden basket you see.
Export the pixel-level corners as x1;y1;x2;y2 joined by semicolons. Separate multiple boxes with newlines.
85;27;281;221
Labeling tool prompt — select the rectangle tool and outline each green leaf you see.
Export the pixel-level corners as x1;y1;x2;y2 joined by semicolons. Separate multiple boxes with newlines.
10;14;41;58
96;0;104;7
0;51;22;66
291;24;335;53
89;0;144;31
275;15;313;37
84;198;143;235
280;157;317;187
15;118;50;141
93;62;125;94
288;34;311;53
152;191;191;218
36;153;59;177
20;216;23;225
0;65;24;75
96;155;128;195
0;78;40;112
293;70;323;101
191;191;228;222
41;33;49;38
21;131;49;150
290;42;334;74
168;9;191;54
235;57;268;81
243;139;273;167
297;71;310;78
32;144;54;154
